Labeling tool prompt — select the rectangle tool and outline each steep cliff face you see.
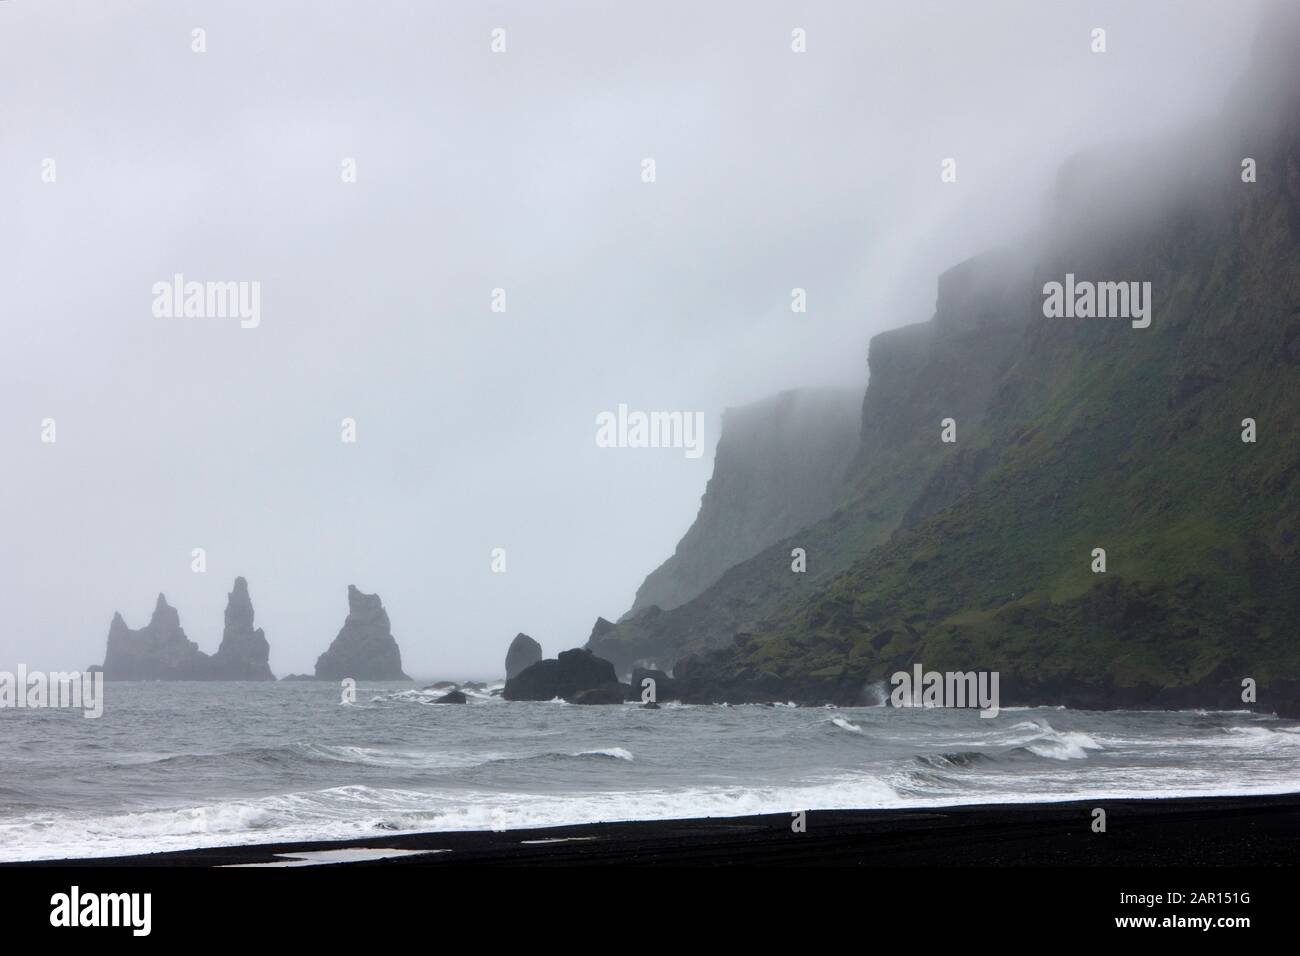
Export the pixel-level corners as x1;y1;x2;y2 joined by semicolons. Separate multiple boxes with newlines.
314;585;410;681
588;268;1035;678
101;579;276;680
626;387;862;616
594;8;1300;705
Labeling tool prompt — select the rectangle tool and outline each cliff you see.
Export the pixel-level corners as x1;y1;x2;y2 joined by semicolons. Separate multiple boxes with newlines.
591;6;1300;708
625;387;862;616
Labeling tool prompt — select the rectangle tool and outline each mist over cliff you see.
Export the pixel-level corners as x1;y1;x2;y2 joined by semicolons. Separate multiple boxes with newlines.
625;387;861;616
591;4;1300;709
0;1;1271;677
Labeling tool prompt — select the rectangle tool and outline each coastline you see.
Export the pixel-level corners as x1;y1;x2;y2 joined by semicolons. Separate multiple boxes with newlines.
14;792;1300;867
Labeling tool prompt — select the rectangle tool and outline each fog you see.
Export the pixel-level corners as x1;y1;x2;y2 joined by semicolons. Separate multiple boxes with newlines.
0;0;1263;677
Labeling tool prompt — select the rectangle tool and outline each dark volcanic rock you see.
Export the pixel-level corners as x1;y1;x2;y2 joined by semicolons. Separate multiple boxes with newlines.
314;585;410;681
101;579;275;681
629;667;678;702
209;577;275;680
504;633;543;679
432;690;468;704
102;594;212;680
503;648;618;701
568;685;625;705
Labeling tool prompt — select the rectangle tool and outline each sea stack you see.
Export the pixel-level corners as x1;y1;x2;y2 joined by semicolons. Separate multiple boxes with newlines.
314;585;410;681
209;577;275;680
102;594;210;680
504;633;542;679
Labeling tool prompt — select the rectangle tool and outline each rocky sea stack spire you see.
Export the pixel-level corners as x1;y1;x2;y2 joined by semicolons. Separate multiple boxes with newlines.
314;585;410;681
504;633;542;679
100;578;276;680
210;576;275;680
103;594;209;680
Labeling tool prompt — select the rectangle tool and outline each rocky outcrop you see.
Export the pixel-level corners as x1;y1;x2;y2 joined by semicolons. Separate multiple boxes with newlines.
503;648;620;702
432;689;468;704
504;633;542;679
209;577;275;680
626;387;861;616
314;585;410;681
102;594;212;680
626;667;679;703
100;578;276;680
569;685;626;705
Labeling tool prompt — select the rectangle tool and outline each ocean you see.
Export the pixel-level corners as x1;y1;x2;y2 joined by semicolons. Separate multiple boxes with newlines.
2;681;1298;862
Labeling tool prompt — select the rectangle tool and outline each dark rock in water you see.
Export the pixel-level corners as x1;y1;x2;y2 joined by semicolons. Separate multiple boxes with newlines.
503;648;618;701
209;577;275;680
1276;698;1300;720
568;684;625;705
279;673;317;681
425;680;457;690
462;681;486;691
102;594;212;680
314;585;410;681
432;690;468;704
101;579;276;681
505;633;543;679
629;667;678;702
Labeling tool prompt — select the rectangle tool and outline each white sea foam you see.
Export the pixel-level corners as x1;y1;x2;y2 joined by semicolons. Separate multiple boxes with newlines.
573;747;634;760
829;716;863;733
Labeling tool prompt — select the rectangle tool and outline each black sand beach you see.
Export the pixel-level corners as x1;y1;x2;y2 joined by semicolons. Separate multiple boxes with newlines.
16;793;1300;867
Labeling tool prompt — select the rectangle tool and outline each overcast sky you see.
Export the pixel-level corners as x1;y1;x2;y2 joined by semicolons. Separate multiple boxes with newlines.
0;0;1263;677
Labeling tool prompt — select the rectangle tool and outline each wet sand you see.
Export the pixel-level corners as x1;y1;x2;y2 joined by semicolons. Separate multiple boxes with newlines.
13;792;1300;867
